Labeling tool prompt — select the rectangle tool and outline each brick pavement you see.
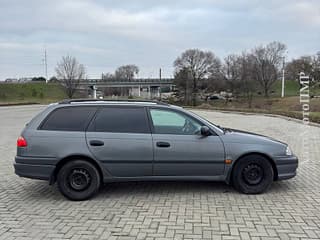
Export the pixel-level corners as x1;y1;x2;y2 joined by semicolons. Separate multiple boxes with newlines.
0;105;319;240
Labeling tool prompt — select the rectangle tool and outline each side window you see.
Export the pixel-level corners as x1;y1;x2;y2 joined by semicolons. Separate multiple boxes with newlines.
40;107;96;131
150;109;201;135
91;107;149;133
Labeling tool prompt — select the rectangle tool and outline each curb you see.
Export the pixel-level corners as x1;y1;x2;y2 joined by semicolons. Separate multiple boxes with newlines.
0;102;40;107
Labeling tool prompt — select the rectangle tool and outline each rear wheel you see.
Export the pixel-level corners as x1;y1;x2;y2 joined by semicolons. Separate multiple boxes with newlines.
232;155;274;194
57;160;101;200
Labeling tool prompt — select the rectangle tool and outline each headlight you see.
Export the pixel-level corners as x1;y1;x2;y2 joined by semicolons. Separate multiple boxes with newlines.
285;146;293;156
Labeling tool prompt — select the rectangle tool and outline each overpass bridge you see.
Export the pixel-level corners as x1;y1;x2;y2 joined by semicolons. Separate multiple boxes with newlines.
79;78;175;98
79;78;173;87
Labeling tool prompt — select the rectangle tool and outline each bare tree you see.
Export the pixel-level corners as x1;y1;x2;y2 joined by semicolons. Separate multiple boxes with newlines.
115;65;139;81
239;53;258;108
174;49;221;105
101;72;115;81
222;54;243;94
114;65;139;96
311;53;320;83
173;67;192;105
285;53;320;90
285;56;313;81
251;41;287;97
309;54;320;96
220;53;259;107
55;56;86;98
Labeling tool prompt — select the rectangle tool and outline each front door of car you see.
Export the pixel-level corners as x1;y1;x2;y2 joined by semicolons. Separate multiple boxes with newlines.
86;106;153;177
149;108;225;176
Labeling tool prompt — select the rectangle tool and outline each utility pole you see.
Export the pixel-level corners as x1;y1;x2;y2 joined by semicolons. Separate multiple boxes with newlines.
159;68;162;100
44;49;48;83
281;56;285;98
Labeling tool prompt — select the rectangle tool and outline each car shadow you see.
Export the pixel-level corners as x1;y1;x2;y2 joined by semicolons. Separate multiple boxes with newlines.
16;179;297;202
99;181;234;196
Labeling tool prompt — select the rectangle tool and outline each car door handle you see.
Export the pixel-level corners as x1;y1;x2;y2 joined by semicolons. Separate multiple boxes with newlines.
89;140;104;146
156;142;170;148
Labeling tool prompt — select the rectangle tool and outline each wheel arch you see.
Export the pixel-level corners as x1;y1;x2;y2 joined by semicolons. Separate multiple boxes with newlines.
227;152;278;184
50;154;106;185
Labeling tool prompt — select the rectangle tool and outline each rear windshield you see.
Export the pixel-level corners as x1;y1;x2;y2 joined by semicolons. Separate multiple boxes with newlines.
40;106;97;131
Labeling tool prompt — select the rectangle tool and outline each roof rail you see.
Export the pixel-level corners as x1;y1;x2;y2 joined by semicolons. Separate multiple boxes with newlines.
58;98;169;105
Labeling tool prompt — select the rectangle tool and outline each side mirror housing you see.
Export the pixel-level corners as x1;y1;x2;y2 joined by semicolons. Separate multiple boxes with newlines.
200;126;211;136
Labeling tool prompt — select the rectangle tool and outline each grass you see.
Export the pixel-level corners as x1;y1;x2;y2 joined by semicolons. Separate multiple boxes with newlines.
272;80;320;97
188;80;320;124
272;80;299;96
0;82;82;105
195;96;320;124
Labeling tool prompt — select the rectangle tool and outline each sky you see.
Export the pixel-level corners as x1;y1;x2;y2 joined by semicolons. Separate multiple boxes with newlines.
0;0;319;80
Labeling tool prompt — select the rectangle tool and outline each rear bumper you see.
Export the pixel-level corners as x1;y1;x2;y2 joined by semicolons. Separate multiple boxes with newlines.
274;155;298;180
14;156;56;181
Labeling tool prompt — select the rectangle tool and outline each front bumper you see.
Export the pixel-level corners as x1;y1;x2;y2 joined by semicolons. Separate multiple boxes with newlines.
274;155;298;180
14;156;56;181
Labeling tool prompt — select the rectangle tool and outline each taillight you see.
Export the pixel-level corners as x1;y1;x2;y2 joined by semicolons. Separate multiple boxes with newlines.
17;136;28;147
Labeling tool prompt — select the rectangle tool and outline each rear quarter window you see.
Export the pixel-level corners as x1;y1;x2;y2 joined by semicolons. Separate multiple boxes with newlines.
40;106;97;131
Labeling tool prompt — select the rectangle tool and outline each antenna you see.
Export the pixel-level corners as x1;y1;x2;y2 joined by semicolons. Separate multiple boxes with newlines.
159;68;162;100
44;48;48;83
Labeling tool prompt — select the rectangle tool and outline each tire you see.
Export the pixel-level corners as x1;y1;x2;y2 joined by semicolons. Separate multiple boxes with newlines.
57;160;101;201
232;154;274;194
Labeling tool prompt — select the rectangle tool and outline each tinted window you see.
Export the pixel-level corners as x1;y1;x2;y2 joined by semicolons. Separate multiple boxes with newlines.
150;109;201;135
92;107;149;133
40;107;96;131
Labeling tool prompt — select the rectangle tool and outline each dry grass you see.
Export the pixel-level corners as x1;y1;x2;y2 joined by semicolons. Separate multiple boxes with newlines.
195;96;320;123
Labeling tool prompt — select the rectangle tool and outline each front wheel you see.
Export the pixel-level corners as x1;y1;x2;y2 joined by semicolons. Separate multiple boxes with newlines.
232;155;274;194
57;160;101;200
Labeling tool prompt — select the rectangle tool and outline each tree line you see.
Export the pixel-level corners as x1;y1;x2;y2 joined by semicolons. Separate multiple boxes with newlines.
53;42;320;101
174;42;319;106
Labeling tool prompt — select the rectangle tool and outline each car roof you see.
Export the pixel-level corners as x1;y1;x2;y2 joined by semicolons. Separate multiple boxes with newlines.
57;99;176;108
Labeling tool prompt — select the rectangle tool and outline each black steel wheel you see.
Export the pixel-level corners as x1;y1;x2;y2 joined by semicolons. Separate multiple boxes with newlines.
242;164;264;185
68;168;91;191
57;160;100;201
232;154;273;194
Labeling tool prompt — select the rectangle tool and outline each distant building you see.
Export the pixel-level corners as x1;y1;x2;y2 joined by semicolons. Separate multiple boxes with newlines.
18;77;32;83
5;78;18;83
4;77;32;83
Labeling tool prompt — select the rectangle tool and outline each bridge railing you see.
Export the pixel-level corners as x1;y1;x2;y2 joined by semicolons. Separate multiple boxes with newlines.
80;78;173;84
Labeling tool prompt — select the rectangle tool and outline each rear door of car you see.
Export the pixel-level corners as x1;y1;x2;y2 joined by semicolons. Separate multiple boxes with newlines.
86;105;153;177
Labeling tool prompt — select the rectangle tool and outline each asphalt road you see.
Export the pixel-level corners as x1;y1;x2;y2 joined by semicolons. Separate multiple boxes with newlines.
0;105;319;240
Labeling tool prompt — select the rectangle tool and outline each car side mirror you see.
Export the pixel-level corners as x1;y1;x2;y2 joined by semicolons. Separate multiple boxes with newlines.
200;126;211;136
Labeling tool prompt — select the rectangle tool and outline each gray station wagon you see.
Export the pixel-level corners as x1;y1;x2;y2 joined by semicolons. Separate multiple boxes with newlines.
14;99;298;200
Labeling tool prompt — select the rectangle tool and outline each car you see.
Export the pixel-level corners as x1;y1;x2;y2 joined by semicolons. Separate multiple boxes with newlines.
14;99;298;200
206;95;222;100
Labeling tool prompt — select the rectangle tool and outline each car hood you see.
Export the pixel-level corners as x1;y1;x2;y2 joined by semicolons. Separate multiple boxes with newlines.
222;127;287;146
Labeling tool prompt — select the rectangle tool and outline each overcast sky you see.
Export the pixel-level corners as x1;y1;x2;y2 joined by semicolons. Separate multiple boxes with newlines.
0;0;319;80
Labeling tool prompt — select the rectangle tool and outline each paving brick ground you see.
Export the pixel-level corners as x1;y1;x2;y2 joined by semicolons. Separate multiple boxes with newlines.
0;105;319;240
